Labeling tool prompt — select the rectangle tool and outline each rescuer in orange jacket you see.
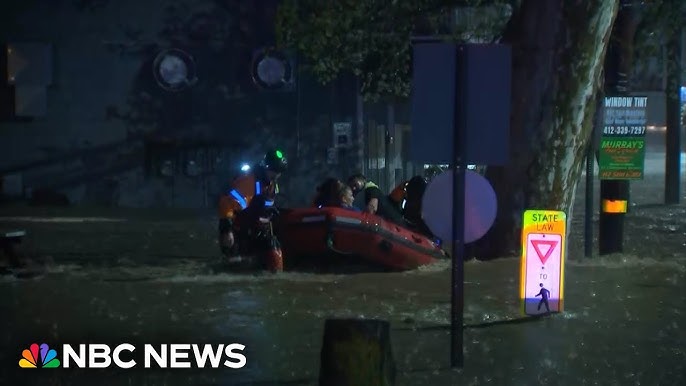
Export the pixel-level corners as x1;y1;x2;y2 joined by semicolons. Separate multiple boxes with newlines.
388;177;428;214
388;181;409;211
388;176;434;238
217;149;287;260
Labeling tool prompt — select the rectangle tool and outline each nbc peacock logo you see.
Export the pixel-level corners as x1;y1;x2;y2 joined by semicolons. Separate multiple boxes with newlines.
19;343;61;368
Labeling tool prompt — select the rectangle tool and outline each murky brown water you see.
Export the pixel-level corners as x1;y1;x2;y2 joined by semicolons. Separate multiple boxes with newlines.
1;171;685;385
1;256;684;385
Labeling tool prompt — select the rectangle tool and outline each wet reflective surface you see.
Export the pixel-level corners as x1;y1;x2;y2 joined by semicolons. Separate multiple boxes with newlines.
1;237;684;385
1;165;685;385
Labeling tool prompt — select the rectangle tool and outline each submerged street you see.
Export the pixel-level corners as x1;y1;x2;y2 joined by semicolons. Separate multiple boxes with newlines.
1;242;684;385
1;169;684;385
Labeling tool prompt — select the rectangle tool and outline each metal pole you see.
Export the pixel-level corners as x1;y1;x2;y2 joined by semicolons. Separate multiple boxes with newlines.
356;79;366;175
665;28;683;204
450;45;467;369
385;103;395;191
584;131;594;258
295;53;303;158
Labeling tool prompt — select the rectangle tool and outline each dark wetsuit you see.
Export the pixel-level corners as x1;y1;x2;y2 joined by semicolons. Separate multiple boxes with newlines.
360;181;408;227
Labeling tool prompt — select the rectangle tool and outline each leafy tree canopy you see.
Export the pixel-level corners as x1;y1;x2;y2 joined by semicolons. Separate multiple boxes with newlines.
633;0;685;73
635;0;684;41
636;0;686;98
275;0;511;101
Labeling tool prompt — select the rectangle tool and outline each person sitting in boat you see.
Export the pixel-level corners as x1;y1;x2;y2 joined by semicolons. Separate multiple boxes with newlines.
217;149;287;261
346;173;408;226
337;185;361;212
312;178;345;208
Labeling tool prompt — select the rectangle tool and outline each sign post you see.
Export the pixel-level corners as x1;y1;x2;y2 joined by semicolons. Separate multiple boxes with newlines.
451;46;467;367
410;41;511;368
520;210;566;315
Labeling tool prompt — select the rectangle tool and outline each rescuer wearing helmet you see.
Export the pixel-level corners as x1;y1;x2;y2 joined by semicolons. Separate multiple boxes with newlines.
217;149;287;267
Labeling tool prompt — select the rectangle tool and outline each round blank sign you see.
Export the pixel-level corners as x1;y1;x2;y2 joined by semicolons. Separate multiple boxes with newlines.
421;169;497;244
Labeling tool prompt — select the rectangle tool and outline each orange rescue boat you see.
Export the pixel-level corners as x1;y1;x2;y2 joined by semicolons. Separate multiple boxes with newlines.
274;207;445;271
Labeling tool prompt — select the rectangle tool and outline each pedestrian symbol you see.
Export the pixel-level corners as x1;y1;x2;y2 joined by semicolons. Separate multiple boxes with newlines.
535;283;551;313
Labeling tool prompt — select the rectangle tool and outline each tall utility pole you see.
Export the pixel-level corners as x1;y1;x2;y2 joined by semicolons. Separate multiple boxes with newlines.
598;0;640;255
665;27;683;204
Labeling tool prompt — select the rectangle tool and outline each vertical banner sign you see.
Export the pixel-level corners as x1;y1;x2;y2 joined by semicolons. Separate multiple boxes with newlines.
520;210;566;316
598;95;648;180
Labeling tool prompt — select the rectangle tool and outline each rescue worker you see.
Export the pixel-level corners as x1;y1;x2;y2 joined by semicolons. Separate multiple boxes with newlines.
217;149;287;261
403;176;434;238
388;180;408;212
346;174;407;226
387;176;434;238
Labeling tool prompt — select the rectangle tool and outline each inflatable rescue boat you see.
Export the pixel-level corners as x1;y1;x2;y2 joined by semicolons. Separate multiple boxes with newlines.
274;207;445;271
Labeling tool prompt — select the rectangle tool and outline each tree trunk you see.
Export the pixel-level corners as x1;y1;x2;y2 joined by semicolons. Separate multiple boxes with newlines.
474;0;620;258
318;318;396;386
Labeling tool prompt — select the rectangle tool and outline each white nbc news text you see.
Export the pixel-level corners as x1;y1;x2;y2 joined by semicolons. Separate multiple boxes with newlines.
61;343;247;369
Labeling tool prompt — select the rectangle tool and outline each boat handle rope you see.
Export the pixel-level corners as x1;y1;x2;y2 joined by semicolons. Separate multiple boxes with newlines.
324;217;355;255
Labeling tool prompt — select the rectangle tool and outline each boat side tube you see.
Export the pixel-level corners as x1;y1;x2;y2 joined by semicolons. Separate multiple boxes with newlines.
321;212;445;260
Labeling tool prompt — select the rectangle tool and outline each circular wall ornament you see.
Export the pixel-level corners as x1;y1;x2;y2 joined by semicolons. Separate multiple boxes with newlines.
251;48;292;90
152;48;198;92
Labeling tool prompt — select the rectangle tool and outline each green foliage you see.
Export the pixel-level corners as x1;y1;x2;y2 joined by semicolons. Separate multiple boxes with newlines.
635;0;684;43
633;0;685;94
275;0;511;101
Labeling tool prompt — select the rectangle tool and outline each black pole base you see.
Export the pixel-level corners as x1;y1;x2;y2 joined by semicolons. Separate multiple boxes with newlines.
598;180;629;255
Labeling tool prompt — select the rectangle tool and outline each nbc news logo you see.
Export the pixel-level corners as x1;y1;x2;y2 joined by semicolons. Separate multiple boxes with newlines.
19;342;247;369
19;343;60;368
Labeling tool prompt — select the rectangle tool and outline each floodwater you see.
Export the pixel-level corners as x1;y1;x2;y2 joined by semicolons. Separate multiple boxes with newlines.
0;155;685;385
